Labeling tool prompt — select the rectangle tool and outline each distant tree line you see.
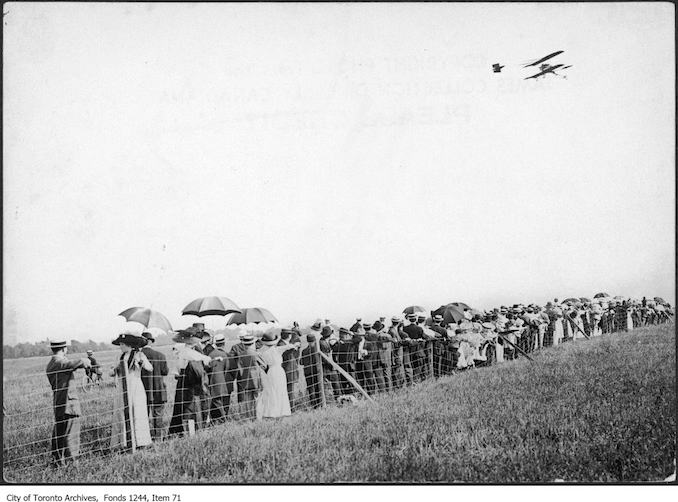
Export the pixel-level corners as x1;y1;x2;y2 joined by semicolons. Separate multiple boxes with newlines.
3;339;116;359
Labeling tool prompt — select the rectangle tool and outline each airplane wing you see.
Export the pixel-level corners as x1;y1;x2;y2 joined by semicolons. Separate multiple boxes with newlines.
524;50;564;67
525;64;565;80
524;68;549;80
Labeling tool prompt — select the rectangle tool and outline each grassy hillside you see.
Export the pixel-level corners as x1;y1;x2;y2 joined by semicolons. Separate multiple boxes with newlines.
5;323;675;483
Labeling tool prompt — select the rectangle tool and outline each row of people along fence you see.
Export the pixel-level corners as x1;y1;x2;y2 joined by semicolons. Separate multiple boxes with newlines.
1;295;673;476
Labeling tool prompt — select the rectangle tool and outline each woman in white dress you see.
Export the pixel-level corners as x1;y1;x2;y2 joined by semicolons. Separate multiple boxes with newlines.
256;331;299;420
110;332;153;451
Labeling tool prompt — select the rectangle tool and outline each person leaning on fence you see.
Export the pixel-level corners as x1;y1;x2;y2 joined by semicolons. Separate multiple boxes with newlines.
334;327;358;395
319;324;341;399
301;333;323;408
403;313;426;382
373;320;393;392
364;323;385;393
388;317;406;389
278;328;301;411
46;340;91;467
257;330;300;419
228;333;264;421
110;332;154;451
429;315;447;377
203;333;231;426
139;331;169;441
168;328;210;436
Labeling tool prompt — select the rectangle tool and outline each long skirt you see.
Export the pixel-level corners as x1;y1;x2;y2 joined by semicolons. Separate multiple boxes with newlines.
257;365;291;419
110;371;151;450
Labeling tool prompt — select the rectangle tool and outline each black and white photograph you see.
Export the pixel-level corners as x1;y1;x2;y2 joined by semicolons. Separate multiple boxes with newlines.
2;1;675;488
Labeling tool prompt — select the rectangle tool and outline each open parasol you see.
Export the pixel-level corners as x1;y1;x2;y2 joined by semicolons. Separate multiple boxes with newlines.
118;307;173;335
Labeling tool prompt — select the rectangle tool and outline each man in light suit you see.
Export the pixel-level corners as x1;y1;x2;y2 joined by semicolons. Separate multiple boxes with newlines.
46;340;91;466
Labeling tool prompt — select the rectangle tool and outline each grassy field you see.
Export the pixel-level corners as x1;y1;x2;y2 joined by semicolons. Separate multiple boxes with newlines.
3;323;675;483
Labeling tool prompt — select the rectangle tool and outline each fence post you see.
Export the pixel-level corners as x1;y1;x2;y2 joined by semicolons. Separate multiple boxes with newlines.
427;341;434;378
314;335;326;408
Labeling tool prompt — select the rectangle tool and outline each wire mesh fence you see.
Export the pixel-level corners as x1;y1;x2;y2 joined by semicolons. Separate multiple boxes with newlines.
2;303;673;481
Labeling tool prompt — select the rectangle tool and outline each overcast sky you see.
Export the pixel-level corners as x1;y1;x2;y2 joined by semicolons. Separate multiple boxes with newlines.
4;2;674;343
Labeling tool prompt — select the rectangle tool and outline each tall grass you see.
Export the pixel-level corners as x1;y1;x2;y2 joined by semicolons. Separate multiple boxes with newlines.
4;324;675;483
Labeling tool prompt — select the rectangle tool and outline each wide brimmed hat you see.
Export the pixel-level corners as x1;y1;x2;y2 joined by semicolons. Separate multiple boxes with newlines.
141;331;155;342
261;331;280;345
372;321;385;332
339;327;351;337
172;326;202;345
49;340;69;350
481;322;495;330
311;322;322;331
112;333;148;349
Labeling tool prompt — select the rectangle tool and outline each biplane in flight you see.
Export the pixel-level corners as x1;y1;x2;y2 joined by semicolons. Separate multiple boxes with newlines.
523;51;572;80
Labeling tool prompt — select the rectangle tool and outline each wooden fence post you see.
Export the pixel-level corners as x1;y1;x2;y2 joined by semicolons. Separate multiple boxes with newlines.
314;335;326;408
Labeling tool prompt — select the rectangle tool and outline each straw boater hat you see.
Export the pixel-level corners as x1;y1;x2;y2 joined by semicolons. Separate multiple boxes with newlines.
339;327;351;338
240;334;256;345
112;333;148;349
214;333;226;346
50;340;69;351
433;314;444;323
391;316;401;323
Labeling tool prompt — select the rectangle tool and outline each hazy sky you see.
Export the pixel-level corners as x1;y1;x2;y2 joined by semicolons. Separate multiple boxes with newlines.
4;2;674;343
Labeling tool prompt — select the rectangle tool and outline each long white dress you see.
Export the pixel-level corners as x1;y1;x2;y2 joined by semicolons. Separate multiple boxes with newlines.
256;345;291;419
110;352;152;450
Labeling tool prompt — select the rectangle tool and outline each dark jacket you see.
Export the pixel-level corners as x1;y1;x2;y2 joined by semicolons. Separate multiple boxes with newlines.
319;337;336;371
204;345;231;397
228;343;263;392
278;336;300;384
140;346;169;405
364;332;381;363
403;324;426;358
334;338;357;370
300;344;321;376
46;355;86;419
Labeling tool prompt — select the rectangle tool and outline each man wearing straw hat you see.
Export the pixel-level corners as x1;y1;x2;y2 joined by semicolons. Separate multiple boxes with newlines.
228;333;263;421
203;333;231;425
45;340;91;466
